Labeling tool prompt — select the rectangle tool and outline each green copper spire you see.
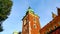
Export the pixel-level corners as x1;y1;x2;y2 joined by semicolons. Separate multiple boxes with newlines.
28;6;31;9
26;7;34;14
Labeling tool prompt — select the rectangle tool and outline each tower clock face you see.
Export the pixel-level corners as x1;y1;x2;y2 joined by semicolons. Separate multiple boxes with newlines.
24;20;26;25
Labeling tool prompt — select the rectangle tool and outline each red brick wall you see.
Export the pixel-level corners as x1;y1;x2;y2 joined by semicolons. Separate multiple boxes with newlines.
29;13;41;34
40;16;60;34
22;13;41;34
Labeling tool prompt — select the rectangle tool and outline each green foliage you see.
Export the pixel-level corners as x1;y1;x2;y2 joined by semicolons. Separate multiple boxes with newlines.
0;0;13;32
0;26;3;32
0;0;13;22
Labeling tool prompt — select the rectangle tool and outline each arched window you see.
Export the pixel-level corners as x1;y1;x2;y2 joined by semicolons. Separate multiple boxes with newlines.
33;17;36;23
49;28;52;32
54;26;56;29
33;24;37;29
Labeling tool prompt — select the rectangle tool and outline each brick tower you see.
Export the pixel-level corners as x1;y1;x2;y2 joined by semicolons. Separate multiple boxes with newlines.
22;7;41;34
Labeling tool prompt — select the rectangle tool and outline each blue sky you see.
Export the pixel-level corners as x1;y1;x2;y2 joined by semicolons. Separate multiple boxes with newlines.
0;0;60;34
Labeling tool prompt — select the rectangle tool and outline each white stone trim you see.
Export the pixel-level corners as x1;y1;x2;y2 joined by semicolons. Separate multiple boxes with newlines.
29;21;31;34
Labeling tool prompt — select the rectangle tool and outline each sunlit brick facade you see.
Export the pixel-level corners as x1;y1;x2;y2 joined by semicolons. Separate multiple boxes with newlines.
22;7;41;34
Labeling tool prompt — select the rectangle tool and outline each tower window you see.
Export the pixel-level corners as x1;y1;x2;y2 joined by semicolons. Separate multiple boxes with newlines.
49;28;52;32
54;26;56;29
33;24;37;29
33;18;36;23
34;18;36;21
